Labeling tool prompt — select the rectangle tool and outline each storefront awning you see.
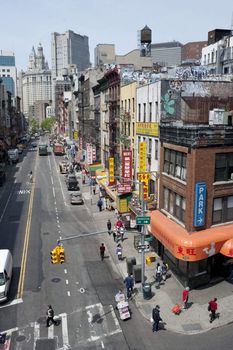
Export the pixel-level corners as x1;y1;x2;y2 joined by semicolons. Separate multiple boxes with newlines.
220;239;233;257
149;210;233;262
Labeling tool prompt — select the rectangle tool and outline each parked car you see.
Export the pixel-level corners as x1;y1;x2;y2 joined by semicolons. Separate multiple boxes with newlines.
8;149;19;163
70;191;84;205
66;174;80;191
31;142;37;148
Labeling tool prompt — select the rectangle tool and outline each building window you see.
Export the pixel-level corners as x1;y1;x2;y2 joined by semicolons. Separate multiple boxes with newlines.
138;104;141;121
132;98;135;113
125;99;127;111
163;148;187;181
155;101;158;122
155;139;158;160
163;187;186;223
128;99;131;112
213;196;233;224
148;138;152;154
149;102;152;122
215;153;233;181
143;103;146;122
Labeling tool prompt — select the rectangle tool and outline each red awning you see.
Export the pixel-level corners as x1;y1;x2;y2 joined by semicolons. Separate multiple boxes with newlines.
220;239;233;257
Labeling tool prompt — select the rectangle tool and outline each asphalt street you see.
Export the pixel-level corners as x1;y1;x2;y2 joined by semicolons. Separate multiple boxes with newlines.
0;137;233;349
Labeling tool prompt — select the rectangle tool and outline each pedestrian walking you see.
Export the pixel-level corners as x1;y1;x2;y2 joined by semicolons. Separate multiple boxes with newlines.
161;263;168;282
113;230;116;242
92;185;96;195
182;287;190;309
116;243;123;260
100;243;106;261
152;305;162;332
124;273;134;299
107;219;112;235
155;263;162;286
97;197;103;211
46;305;57;327
208;298;218;323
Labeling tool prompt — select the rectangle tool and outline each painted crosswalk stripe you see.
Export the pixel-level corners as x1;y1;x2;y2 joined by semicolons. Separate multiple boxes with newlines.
48;323;54;338
109;305;120;328
33;322;40;348
60;313;70;347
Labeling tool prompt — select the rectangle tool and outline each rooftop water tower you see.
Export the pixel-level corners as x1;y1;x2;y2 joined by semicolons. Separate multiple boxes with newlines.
140;25;152;57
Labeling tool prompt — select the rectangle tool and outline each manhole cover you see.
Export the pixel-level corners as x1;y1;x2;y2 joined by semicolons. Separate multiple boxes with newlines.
35;338;56;350
51;278;61;283
16;335;26;342
182;323;202;331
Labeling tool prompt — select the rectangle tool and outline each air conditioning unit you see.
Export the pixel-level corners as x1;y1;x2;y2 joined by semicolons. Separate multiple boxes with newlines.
209;109;226;125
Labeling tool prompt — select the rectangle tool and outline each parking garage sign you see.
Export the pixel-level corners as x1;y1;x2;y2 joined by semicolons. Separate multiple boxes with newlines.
194;182;206;227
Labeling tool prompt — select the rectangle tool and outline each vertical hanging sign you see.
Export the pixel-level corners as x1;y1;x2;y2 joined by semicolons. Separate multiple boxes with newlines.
92;145;96;161
122;150;132;184
194;182;206;227
109;157;115;185
86;143;93;164
137;172;151;200
139;142;147;172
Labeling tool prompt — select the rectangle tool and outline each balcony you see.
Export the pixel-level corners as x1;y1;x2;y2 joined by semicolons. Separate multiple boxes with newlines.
160;124;233;148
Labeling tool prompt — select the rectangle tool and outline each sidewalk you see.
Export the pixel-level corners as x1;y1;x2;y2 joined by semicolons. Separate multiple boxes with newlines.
82;185;233;334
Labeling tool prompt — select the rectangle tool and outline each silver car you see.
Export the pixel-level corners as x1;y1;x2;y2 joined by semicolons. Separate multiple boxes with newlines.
70;191;84;205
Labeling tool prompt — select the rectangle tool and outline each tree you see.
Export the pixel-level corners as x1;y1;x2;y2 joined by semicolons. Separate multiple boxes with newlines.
40;117;56;133
30;118;39;134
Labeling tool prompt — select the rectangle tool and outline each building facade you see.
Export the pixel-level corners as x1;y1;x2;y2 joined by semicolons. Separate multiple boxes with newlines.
149;79;233;288
0;50;17;98
22;44;52;119
182;41;207;63
151;41;183;67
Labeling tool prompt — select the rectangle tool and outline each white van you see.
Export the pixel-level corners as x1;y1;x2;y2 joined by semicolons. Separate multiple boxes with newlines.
0;250;13;302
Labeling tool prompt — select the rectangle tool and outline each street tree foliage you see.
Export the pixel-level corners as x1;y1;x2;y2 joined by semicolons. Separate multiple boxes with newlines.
40;117;56;133
30;118;39;134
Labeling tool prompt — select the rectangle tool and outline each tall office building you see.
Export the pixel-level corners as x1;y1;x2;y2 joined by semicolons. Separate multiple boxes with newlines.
22;43;52;118
51;30;90;78
0;50;17;97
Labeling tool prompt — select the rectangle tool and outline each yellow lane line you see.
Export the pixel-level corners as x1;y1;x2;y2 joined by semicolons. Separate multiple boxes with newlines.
17;156;37;299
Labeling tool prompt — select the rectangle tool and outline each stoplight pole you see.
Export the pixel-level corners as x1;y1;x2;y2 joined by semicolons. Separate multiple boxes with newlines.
57;230;108;245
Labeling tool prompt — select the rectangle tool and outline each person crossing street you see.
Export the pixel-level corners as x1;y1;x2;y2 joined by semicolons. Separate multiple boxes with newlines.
46;305;57;327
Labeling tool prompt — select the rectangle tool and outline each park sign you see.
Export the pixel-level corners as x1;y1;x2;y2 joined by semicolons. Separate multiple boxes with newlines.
136;216;151;225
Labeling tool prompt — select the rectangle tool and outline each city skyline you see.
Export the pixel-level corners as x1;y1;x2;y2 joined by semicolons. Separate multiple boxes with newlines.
1;0;233;70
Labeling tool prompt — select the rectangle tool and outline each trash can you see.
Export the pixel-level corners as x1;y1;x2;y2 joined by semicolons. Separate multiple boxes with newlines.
126;257;136;275
143;283;152;300
133;264;142;283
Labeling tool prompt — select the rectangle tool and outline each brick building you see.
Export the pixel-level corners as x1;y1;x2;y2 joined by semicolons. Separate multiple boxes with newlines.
149;79;233;288
182;41;207;63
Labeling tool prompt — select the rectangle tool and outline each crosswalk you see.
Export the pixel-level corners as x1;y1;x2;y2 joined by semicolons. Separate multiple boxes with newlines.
2;303;122;350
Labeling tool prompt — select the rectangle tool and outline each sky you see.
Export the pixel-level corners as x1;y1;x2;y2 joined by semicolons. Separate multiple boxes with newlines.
1;0;233;70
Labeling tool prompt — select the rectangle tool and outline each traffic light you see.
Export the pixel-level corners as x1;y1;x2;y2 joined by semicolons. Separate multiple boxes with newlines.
58;246;65;264
50;248;60;264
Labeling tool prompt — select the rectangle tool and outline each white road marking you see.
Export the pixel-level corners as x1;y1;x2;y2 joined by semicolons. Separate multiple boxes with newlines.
52;153;67;204
101;340;105;348
52;186;55;197
67;291;71;296
64;269;67;274
60;313;70;347
51;176;54;185
33;322;40;348
0;186;13;223
109;305;120;328
57;224;60;228
65;279;69;285
86;329;122;343
0;298;23;309
48;323;54;338
54;201;56;205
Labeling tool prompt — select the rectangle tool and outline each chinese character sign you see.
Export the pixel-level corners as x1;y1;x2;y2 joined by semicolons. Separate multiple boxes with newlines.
86;143;93;165
137;172;151;200
139;142;147;172
109;157;115;185
122;150;132;183
194;182;206;227
92;145;96;161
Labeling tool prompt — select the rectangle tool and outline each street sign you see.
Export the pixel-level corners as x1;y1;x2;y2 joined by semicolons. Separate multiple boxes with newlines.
136;244;150;253
136;216;151;225
117;184;132;194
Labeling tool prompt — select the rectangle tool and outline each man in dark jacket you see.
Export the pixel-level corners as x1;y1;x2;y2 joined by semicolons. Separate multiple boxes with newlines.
152;305;162;332
124;273;134;299
107;219;112;235
46;305;57;327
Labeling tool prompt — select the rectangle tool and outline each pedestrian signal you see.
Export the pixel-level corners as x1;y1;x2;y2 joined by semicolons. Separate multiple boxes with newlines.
58;246;65;264
50;248;60;264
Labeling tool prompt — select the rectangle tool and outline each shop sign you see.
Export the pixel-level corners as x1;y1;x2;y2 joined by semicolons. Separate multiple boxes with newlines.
139;142;147;172
136;122;159;137
117;184;132;194
109;157;115;185
86;143;93;165
92;145;96;161
137;172;151;200
194;182;206;227
73;131;78;141
118;198;128;213
122;150;132;183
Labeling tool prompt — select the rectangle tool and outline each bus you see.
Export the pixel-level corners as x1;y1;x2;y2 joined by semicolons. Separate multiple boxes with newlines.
38;144;48;156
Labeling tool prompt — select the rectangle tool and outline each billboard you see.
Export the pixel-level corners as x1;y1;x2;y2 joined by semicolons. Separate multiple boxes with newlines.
139;142;147;172
109;157;115;185
122;150;132;184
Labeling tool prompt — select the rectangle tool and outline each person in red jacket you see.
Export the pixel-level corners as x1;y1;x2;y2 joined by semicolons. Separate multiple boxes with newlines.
182;287;190;309
100;243;106;261
208;298;218;323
